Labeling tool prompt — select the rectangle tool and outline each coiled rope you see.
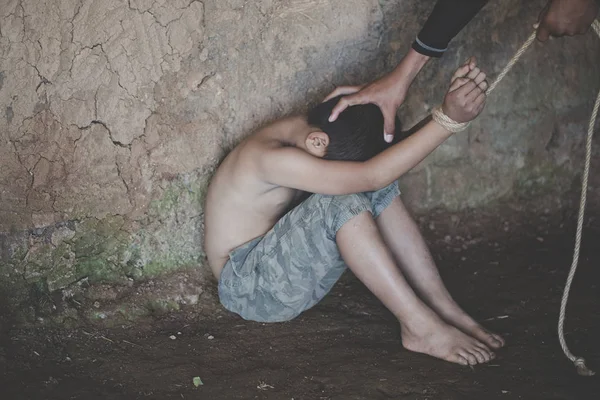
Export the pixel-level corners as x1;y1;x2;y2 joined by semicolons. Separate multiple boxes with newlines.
433;20;600;376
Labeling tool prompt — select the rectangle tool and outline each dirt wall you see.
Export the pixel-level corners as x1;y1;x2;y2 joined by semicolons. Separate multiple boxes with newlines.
1;0;599;324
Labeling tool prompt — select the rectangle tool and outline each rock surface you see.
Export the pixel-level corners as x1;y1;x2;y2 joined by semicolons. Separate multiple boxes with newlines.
1;0;599;324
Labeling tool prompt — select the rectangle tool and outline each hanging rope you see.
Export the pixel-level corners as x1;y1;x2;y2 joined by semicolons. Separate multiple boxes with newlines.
556;20;600;377
433;20;600;376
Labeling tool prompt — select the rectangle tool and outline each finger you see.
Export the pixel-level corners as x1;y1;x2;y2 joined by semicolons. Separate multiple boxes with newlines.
328;95;363;122
474;91;486;105
454;80;478;98
382;108;397;139
469;91;486;110
468;56;477;70
478;79;488;92
449;77;471;92
536;24;551;42
466;67;481;81
473;71;486;87
465;86;484;103
323;86;363;102
452;63;472;82
473;92;487;113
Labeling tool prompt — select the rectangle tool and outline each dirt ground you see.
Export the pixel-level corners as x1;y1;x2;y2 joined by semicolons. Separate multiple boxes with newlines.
2;200;600;400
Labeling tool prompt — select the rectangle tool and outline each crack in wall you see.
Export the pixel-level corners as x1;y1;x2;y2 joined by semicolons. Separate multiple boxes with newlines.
1;1;597;323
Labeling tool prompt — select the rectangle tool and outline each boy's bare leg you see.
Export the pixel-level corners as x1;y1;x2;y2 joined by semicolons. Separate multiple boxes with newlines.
336;211;495;366
376;197;505;349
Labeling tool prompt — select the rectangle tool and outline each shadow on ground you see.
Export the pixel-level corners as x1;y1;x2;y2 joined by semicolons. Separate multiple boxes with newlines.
1;203;599;400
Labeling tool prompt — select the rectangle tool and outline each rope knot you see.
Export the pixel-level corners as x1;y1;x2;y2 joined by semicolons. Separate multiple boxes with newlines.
573;358;596;376
431;106;471;133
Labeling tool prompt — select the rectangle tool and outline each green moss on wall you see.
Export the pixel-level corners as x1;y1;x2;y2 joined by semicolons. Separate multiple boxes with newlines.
0;169;213;325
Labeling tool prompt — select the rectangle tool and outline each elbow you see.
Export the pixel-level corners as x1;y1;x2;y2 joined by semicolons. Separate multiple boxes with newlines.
365;169;386;192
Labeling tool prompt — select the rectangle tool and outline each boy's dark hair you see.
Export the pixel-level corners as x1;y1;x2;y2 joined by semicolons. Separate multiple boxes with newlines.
307;95;403;162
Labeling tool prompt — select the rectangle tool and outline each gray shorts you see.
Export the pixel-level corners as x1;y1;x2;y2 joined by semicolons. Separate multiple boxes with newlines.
218;181;400;322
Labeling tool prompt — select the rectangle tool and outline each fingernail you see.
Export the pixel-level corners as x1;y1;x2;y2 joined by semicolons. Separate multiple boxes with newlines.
384;133;393;143
328;115;334;122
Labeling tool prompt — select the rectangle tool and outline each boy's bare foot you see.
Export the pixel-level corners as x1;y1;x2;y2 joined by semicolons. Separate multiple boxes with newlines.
401;317;495;366
439;310;505;350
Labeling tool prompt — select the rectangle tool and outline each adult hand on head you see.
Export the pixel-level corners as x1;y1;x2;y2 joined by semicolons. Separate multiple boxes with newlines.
323;49;431;143
536;0;599;42
323;74;406;143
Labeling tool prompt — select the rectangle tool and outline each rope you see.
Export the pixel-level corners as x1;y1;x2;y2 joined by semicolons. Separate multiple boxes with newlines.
557;20;600;377
432;106;470;132
433;20;600;376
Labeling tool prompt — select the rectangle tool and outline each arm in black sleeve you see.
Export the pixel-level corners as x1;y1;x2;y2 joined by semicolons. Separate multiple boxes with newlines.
412;0;490;58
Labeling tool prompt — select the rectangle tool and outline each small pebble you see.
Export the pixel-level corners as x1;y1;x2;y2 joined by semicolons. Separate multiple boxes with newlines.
536;237;544;242
169;335;177;340
207;335;214;340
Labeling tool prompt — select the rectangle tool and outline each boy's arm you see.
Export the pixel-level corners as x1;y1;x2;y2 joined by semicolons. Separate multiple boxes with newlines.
258;119;456;196
260;63;487;196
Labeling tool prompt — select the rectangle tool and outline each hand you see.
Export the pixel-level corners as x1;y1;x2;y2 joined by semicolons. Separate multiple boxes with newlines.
536;0;599;42
323;72;409;142
442;57;488;123
324;48;430;142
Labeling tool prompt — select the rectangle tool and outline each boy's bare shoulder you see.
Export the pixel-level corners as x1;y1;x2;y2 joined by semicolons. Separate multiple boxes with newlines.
219;116;300;186
239;116;300;154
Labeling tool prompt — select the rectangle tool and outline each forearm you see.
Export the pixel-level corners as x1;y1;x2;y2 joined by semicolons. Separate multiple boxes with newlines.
412;0;489;58
367;120;452;188
388;48;431;91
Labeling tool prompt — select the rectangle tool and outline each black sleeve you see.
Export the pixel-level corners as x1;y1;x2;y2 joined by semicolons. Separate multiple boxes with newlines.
412;0;489;58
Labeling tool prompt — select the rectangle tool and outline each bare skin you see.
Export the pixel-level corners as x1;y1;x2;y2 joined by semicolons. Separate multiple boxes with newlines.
205;59;502;365
376;197;505;351
335;212;494;365
327;0;599;140
536;0;599;41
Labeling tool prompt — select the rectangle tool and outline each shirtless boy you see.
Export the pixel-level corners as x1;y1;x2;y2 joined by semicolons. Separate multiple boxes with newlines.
204;58;505;366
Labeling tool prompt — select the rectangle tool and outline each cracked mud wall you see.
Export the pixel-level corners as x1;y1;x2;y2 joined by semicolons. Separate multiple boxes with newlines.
1;0;599;324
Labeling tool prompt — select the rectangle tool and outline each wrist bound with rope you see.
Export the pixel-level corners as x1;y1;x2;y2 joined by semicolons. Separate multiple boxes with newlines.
439;19;600;377
431;106;471;133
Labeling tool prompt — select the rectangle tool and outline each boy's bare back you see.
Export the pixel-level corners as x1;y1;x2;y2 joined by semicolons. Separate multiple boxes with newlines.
204;116;309;279
205;58;489;280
